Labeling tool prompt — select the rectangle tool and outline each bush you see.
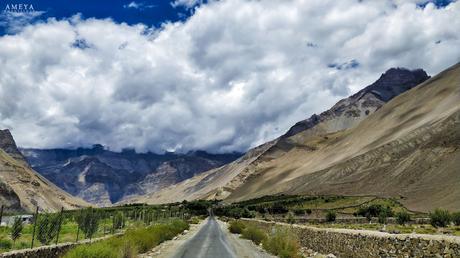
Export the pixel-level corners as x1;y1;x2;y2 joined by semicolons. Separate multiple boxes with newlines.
396;211;411;225
325;210;336;222
241;226;267;245
430;209;451;228
357;204;393;219
305;209;312;215
228;220;246;234
10;217;23;243
292;209;304;215
263;228;301;258
451;212;460;226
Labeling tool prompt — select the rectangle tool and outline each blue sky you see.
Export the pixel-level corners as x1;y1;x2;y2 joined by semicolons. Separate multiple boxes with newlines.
0;0;205;35
0;0;459;153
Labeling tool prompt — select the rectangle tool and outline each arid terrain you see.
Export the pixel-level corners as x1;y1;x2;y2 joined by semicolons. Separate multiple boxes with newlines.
0;129;88;212
129;63;460;212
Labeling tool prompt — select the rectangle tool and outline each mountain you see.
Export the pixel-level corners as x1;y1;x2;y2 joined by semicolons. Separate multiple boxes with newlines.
21;146;242;206
0;129;88;212
123;66;439;208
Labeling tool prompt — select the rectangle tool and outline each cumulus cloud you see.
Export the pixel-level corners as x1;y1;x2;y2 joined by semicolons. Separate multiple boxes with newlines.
0;0;459;153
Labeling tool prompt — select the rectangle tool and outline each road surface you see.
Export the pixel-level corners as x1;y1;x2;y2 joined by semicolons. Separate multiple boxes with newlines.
169;216;274;258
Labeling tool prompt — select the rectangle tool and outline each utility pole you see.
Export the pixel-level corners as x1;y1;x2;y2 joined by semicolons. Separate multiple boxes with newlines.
0;205;3;226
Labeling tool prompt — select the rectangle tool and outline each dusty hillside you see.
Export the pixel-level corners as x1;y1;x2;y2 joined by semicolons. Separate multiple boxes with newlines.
226;63;460;212
0;130;89;212
125;67;432;205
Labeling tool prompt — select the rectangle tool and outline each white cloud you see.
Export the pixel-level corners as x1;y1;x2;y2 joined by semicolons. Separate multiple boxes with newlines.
0;0;459;153
123;1;156;10
171;0;203;9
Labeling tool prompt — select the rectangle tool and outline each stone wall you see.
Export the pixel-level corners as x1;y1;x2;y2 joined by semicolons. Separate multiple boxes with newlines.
269;216;431;225
0;234;122;258
242;219;460;258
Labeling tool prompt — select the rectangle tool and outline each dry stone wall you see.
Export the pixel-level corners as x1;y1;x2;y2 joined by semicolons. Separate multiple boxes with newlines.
242;219;460;258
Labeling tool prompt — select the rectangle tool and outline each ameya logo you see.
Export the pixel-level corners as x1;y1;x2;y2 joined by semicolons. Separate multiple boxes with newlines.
4;3;35;13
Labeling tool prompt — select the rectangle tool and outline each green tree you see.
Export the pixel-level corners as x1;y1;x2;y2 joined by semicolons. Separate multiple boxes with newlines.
113;211;125;230
430;209;451;228
396;211;411;225
76;208;100;239
10;217;23;244
286;212;295;224
37;213;60;245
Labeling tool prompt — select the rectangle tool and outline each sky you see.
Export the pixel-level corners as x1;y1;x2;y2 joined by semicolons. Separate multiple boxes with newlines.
0;0;459;153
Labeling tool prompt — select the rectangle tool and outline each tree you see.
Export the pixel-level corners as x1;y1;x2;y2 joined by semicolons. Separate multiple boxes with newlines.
113;211;125;230
37;213;60;245
76;208;100;239
430;209;451;228
396;211;411;225
10;217;23;244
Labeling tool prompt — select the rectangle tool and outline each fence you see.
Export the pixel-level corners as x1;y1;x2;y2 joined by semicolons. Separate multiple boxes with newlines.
0;204;190;253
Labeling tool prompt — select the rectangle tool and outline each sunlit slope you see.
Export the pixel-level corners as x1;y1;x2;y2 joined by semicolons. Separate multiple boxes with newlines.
227;63;460;212
0;148;89;212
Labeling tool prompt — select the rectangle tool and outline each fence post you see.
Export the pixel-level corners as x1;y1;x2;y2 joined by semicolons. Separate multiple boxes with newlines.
55;207;64;245
31;206;39;248
0;205;3;226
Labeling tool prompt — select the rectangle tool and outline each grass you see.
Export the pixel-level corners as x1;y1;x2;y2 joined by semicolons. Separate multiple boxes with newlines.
228;220;246;234
262;227;301;258
227;220;300;258
0;216;160;253
241;226;266;245
64;219;189;258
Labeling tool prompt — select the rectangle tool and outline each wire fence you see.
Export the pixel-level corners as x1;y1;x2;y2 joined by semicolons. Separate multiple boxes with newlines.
0;203;192;251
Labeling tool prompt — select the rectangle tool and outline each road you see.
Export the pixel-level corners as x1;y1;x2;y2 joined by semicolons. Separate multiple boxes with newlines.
169;216;274;258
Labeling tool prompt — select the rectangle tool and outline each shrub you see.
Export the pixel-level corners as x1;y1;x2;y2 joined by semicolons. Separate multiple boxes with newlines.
357;204;393;219
451;212;460;226
325;210;336;222
292;209;304;215
305;209;312;215
263;228;301;258
396;211;411;225
430;209;451;228
228;220;246;234
241;226;267;245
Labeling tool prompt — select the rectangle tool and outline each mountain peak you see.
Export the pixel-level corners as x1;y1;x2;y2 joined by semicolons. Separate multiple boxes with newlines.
0;129;27;163
361;67;430;102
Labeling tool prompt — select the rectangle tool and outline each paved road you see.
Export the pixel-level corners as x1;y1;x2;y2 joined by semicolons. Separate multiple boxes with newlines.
171;216;237;258
169;216;273;258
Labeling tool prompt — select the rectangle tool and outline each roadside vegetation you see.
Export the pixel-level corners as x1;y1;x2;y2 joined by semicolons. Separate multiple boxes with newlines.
216;194;460;237
228;219;301;258
0;200;210;254
64;219;189;258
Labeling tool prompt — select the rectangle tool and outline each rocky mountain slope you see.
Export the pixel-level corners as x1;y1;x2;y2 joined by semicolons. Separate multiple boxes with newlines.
21;146;241;206
124;66;437;207
0;129;88;212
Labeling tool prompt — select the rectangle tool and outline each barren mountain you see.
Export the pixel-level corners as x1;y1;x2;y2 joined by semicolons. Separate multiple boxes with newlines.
21;147;241;206
0;129;88;212
124;66;440;208
225;62;460;212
